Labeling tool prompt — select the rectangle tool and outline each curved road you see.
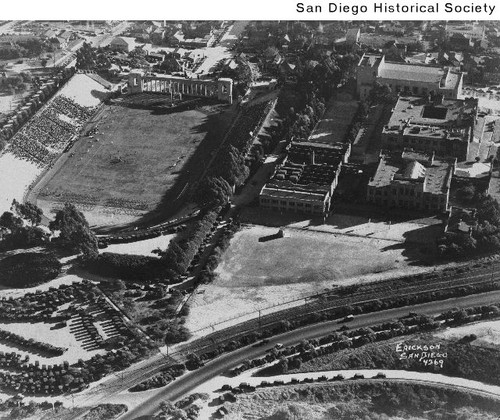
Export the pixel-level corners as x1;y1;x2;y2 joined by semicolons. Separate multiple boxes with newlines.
119;290;500;419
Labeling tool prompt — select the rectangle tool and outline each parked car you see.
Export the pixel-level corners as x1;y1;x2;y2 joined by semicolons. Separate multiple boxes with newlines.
340;314;354;323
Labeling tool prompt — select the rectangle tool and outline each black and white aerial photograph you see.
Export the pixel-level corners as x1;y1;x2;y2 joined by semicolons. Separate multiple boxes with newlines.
2;13;500;420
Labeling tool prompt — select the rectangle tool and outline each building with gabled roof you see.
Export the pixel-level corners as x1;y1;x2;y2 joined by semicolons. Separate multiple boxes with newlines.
356;53;464;101
109;37;136;53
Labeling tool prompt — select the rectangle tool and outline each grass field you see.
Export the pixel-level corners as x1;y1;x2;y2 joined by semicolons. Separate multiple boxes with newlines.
37;103;211;220
186;223;438;333
215;225;403;287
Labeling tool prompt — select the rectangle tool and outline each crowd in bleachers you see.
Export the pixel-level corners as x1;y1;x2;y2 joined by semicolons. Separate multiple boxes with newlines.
51;96;94;123
10;133;54;164
8;95;96;165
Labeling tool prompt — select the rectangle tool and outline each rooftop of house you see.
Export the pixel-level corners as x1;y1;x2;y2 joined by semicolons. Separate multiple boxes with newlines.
111;37;137;48
368;150;454;195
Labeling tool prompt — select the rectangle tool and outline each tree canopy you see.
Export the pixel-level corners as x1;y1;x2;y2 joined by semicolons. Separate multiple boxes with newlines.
11;199;42;226
0;252;61;288
0;202;48;251
49;203;98;259
195;176;232;208
76;43;111;71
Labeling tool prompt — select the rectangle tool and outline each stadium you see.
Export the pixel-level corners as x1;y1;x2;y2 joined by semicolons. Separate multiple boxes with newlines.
24;73;238;230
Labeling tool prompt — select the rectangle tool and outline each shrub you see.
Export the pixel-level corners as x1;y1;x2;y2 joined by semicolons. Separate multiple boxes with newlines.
0;252;61;287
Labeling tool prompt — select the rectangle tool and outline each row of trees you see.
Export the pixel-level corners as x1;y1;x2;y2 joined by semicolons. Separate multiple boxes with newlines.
86;253;166;282
345;101;370;144
159;208;220;275
0;72;32;94
282;93;326;141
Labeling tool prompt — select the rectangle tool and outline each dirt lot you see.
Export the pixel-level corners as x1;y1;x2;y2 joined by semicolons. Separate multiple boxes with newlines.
186;219;442;333
436;320;500;348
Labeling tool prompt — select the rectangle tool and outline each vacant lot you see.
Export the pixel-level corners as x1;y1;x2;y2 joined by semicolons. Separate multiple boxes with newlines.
186;222;439;333
38;104;209;220
436;320;500;348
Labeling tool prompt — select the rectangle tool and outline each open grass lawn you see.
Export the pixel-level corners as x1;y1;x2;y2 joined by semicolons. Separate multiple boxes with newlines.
186;224;431;333
216;225;402;287
40;104;209;212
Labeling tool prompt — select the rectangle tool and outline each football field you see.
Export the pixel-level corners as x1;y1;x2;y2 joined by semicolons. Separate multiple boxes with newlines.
37;104;211;222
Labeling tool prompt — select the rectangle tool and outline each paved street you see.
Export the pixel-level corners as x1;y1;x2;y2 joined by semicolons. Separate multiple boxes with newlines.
119;289;500;419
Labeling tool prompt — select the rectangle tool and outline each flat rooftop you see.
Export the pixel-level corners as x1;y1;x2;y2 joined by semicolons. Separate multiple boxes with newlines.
383;96;476;141
260;185;327;202
261;142;348;199
288;141;349;165
266;160;338;192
